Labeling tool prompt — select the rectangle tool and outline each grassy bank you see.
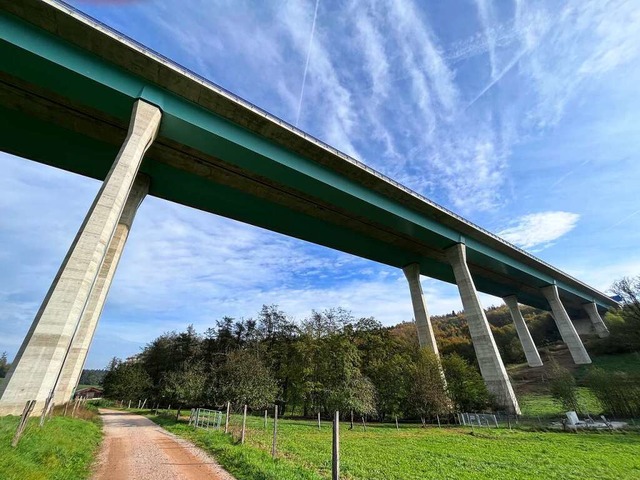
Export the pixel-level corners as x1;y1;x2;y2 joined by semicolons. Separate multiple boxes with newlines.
0;412;102;480
150;412;640;480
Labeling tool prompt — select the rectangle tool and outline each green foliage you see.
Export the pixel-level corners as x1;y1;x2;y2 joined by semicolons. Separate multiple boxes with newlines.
0;351;9;378
101;301;594;420
0;416;102;480
591;276;640;355
585;367;640;417
548;361;580;413
409;349;450;418
442;353;491;411
160;362;207;408
153;414;640;480
102;357;152;401
78;368;106;386
219;350;278;409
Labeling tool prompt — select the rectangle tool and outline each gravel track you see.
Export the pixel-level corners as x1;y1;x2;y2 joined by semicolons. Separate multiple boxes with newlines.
92;409;235;480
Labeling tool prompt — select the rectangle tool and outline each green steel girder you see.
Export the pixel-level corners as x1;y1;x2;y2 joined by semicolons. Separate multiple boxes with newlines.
0;5;617;317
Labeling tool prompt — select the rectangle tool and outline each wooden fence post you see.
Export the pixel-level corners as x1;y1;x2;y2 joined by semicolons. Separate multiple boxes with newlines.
225;401;230;434
264;409;268;429
395;416;399;430
272;405;278;459
318;411;321;430
39;395;52;427
241;405;247;444
12;400;36;447
332;411;340;480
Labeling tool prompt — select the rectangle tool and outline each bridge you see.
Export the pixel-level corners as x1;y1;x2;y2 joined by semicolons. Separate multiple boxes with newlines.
0;0;617;415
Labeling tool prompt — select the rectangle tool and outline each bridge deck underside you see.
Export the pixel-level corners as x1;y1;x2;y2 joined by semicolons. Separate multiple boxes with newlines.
0;4;615;318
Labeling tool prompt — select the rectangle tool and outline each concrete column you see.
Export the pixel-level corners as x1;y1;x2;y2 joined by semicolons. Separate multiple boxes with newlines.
402;263;439;354
583;302;610;338
0;100;161;415
446;243;520;414
540;284;591;365
503;296;543;367
53;175;150;405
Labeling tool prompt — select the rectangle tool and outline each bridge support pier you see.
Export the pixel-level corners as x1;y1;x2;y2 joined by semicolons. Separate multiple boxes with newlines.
541;285;591;364
0;100;161;415
402;263;439;354
503;296;543;367
52;176;150;405
583;302;610;338
446;244;520;414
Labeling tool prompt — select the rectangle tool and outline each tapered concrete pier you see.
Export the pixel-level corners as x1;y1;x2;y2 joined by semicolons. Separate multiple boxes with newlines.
541;284;591;365
0;100;161;415
583;302;610;338
446;243;520;414
402;263;439;354
53;175;150;405
503;296;543;367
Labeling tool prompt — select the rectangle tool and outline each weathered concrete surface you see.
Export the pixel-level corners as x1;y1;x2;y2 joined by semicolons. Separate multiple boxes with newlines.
402;263;439;354
541;284;592;365
446;244;520;414
0;101;161;415
53;176;150;405
92;409;235;480
503;296;543;368
583;302;610;338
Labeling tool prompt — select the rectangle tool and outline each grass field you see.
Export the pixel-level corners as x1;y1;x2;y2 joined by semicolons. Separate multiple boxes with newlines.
519;387;603;417
150;412;640;480
577;352;640;378
0;413;102;480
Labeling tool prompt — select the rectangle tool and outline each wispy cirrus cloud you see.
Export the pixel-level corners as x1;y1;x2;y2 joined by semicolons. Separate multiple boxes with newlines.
498;211;580;250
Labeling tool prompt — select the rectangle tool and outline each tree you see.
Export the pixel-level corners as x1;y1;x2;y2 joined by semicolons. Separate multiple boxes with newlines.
442;353;491;411
79;369;107;386
102;358;152;401
610;276;640;322
0;352;9;378
409;349;450;422
586;367;640;417
219;350;278;409
548;360;580;412
160;362;207;408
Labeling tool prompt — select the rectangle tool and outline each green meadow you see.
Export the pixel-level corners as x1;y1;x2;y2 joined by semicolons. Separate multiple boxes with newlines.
151;412;640;480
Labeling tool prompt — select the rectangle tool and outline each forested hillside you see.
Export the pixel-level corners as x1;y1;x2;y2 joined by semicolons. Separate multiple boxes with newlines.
100;276;640;419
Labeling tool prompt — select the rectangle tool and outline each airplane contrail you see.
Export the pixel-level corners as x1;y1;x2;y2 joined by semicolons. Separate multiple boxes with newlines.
296;0;321;127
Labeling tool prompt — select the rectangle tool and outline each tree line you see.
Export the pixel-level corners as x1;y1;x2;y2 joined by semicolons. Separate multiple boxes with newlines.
102;304;548;419
100;275;640;419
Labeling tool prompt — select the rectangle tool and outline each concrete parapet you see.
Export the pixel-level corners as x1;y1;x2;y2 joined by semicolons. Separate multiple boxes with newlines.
541;284;592;365
446;243;520;414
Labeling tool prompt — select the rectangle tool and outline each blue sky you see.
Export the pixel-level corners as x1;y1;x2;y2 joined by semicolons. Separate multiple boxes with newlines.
2;0;640;368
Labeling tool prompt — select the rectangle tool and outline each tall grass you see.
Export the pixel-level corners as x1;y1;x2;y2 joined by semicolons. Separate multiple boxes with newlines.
0;409;102;480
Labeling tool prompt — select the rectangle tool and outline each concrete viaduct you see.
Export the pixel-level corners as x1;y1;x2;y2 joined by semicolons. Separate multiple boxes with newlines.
0;0;617;415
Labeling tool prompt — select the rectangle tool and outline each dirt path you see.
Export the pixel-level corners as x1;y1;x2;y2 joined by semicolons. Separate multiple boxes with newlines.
92;409;235;480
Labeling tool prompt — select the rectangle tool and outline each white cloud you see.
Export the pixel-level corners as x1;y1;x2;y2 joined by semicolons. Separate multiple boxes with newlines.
498;211;580;250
